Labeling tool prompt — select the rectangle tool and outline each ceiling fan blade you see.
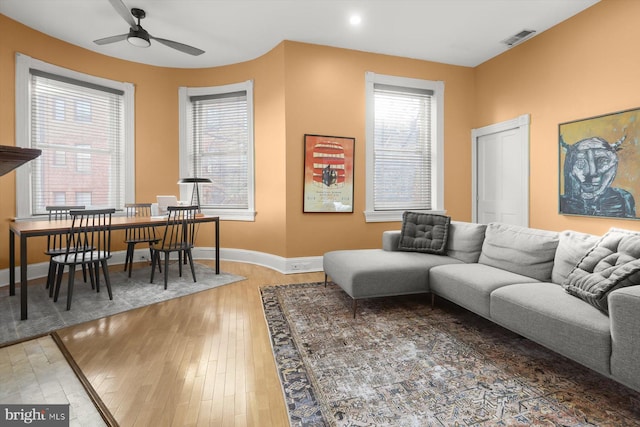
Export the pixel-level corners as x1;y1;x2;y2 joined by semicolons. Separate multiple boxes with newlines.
94;34;129;45
150;36;205;56
108;0;138;30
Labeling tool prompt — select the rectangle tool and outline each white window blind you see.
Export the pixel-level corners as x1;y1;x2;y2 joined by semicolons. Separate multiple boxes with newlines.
373;83;433;211
189;91;249;209
29;69;125;214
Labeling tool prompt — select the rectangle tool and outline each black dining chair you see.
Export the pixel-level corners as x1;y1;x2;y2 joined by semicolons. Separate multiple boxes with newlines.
52;208;116;310
150;205;198;289
123;203;162;277
44;205;85;297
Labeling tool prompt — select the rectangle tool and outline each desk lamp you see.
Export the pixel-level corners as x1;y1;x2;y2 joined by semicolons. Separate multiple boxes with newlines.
177;177;212;212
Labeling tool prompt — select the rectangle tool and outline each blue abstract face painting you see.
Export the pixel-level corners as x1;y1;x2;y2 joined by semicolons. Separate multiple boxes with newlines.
560;135;636;218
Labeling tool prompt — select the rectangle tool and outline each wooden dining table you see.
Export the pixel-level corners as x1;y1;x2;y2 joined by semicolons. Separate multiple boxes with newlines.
8;214;220;320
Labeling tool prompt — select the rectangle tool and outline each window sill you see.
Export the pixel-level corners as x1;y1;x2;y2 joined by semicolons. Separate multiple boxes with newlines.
364;209;447;223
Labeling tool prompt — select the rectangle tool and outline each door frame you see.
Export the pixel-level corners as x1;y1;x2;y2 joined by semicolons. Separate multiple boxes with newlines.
471;114;530;224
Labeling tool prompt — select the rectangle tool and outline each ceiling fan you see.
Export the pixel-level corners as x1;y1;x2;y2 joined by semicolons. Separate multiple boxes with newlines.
94;0;205;56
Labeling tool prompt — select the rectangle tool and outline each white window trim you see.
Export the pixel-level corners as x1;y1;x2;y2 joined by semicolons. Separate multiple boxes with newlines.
364;72;445;222
178;81;256;221
14;53;135;219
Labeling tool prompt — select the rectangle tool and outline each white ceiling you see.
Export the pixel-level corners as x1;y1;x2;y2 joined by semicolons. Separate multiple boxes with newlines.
0;0;600;69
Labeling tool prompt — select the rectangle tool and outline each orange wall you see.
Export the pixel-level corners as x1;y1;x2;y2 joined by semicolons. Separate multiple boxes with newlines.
475;0;640;236
281;42;474;255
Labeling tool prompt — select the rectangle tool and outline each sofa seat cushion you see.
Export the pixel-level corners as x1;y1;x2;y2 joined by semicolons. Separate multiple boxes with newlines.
491;283;611;375
429;263;539;318
479;223;559;282
323;249;462;300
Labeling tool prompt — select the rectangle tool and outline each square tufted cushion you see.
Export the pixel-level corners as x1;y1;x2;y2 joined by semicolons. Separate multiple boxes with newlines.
563;228;640;314
397;212;450;254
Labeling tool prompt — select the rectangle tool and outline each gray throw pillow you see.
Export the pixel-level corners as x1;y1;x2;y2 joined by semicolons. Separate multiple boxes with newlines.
563;229;640;314
397;212;450;255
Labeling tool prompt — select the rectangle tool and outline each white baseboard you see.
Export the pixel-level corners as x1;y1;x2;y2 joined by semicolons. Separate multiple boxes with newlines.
0;247;324;288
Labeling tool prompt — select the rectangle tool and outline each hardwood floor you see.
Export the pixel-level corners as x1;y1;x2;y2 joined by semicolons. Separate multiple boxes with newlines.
56;261;324;427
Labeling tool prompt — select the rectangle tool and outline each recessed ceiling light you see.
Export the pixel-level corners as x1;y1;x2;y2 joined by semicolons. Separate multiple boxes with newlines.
349;15;362;26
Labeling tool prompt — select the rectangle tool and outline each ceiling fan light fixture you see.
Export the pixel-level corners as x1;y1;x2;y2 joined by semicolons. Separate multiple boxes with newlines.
127;28;150;47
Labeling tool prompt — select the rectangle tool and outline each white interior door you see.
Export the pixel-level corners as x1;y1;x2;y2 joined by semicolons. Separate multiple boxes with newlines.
472;115;530;226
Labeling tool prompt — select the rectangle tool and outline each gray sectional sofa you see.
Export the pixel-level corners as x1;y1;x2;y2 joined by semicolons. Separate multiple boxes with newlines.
323;219;640;393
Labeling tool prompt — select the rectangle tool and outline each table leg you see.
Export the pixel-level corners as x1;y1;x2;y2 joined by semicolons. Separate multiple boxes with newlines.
20;234;28;320
215;218;220;274
9;230;15;296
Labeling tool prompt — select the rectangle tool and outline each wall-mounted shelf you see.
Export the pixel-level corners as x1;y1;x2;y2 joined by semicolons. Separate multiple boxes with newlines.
0;145;42;176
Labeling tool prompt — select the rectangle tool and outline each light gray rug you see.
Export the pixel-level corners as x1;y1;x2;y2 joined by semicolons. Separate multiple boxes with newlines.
0;263;244;346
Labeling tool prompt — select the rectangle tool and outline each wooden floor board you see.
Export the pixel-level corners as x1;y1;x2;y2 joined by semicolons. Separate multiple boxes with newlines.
56;260;323;426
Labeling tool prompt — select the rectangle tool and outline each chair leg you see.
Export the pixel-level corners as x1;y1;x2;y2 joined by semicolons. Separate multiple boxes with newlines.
66;264;76;311
126;244;135;277
94;261;101;293
88;263;96;290
164;252;170;290
47;261;56;295
150;251;158;283
101;259;113;300
53;264;64;302
178;251;183;277
149;246;161;273
124;244;132;271
186;249;196;282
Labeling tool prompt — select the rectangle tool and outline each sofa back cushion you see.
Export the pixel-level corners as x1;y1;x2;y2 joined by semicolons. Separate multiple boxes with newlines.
446;221;487;263
564;228;640;314
551;230;599;285
478;222;559;281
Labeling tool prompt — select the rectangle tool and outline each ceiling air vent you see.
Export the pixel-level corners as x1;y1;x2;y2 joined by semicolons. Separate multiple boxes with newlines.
501;29;536;47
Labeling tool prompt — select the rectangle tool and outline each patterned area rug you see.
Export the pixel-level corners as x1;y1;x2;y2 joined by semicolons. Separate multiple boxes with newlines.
0;263;244;346
261;282;640;426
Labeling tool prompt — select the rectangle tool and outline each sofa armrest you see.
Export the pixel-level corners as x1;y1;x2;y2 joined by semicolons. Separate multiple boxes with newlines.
382;230;401;251
609;285;640;391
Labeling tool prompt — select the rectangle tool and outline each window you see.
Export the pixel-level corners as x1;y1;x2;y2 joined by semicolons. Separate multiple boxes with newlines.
74;99;91;122
76;192;92;206
53;150;66;167
53;99;65;121
52;192;66;205
15;53;134;217
76;144;91;173
179;81;255;221
364;72;444;222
